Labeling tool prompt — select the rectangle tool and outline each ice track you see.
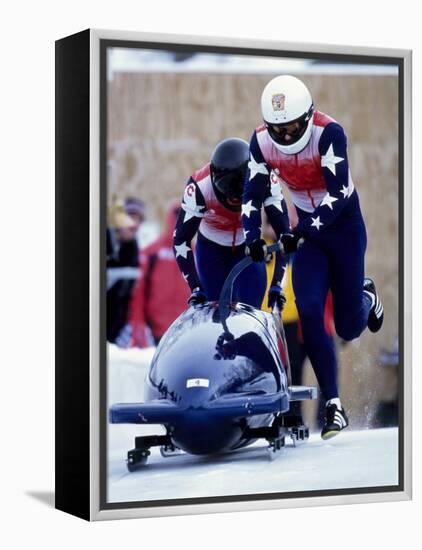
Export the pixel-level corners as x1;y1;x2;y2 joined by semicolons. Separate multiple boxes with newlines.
108;426;398;503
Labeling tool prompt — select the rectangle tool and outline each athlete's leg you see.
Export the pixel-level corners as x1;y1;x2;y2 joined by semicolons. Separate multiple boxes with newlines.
196;237;267;307
328;218;372;341
234;260;267;308
293;240;339;401
284;321;307;417
195;237;233;301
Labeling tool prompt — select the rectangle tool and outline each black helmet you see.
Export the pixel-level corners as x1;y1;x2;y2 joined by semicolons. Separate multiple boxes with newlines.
210;138;249;212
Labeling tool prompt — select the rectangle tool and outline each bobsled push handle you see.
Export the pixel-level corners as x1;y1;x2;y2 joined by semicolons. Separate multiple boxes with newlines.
218;241;281;313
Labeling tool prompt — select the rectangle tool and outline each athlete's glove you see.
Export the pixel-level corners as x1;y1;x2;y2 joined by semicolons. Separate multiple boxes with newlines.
268;285;286;311
245;238;268;262
188;287;207;306
280;231;304;254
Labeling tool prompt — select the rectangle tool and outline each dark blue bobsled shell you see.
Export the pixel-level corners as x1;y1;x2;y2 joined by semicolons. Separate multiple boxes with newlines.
110;302;291;454
147;303;286;400
144;302;289;454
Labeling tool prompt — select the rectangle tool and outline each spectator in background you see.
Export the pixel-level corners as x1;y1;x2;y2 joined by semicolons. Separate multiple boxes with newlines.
125;195;160;249
125;196;145;232
129;200;190;346
107;201;140;344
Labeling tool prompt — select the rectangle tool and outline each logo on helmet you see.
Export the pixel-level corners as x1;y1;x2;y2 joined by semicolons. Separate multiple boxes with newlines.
271;93;285;111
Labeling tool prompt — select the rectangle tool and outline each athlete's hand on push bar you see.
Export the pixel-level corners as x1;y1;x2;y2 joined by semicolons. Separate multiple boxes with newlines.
279;232;305;254
245;238;268;262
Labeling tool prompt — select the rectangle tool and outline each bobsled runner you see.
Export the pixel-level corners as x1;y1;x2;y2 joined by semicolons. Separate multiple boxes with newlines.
110;243;317;471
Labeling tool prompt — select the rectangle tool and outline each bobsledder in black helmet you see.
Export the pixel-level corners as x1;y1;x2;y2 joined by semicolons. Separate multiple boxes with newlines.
173;136;290;310
210;137;249;212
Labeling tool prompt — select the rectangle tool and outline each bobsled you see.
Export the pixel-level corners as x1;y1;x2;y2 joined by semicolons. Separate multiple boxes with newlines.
110;243;317;471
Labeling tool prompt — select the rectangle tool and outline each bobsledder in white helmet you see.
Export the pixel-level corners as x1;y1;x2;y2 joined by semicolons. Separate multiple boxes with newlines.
242;73;385;441
261;75;314;155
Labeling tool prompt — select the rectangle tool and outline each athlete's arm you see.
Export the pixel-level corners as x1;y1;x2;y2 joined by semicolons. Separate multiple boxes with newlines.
296;122;353;235
243;131;290;271
242;131;273;244
263;174;290;284
173;178;206;291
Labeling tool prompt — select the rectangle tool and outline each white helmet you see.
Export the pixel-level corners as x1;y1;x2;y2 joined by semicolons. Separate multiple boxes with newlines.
261;75;314;155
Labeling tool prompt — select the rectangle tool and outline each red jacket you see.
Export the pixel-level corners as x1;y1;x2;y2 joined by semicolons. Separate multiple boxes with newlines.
130;202;191;346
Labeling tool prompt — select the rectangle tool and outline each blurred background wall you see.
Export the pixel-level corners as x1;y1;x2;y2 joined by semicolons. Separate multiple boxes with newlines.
107;54;399;428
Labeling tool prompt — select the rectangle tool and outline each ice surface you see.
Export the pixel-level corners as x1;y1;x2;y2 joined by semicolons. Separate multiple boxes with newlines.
107;427;398;504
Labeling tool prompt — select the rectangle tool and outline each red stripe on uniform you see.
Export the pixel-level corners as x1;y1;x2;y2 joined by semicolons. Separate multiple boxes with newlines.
307;189;317;209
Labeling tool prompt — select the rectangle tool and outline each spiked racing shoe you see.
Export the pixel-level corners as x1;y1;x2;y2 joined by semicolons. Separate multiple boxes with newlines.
363;277;384;333
321;399;349;440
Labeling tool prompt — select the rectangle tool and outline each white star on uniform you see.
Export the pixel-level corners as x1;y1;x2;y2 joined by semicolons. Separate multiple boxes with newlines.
320;193;338;210
321;143;344;175
181;186;205;223
174;242;191;259
311;216;324;230
243;229;250;238
248;153;269;180
241;200;257;218
182;273;189;282
263;180;284;212
340;184;351;198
